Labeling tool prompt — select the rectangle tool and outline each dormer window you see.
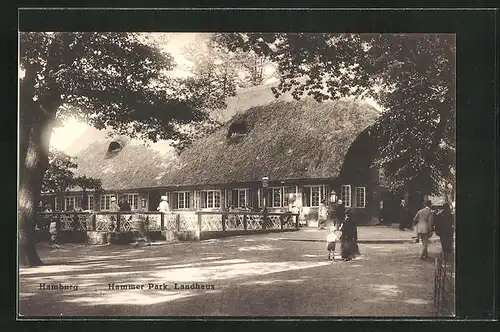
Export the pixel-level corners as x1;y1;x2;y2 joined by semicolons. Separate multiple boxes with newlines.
107;141;122;153
226;119;249;138
105;140;124;158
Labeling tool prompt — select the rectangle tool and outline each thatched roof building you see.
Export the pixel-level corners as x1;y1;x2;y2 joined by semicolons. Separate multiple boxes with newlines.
66;93;379;191
69;132;178;191
163;98;380;187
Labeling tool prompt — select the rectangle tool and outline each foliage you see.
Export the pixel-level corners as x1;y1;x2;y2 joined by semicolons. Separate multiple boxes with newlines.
20;32;208;143
215;33;456;194
42;149;102;194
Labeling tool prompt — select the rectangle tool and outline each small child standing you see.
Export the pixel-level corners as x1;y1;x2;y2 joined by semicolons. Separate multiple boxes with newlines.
326;226;339;261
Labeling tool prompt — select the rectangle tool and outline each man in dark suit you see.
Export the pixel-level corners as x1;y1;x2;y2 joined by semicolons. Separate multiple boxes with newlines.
413;200;435;260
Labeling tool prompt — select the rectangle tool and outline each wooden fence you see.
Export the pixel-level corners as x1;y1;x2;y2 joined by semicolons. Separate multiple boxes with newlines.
36;211;299;234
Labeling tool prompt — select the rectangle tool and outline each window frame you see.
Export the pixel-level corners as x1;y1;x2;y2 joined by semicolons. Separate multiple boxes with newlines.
64;195;80;211
303;185;327;207
99;194;115;211
54;197;62;211
200;190;221;209
124;193;140;210
173;191;191;210
341;185;352;208
229;188;248;209
355;186;366;208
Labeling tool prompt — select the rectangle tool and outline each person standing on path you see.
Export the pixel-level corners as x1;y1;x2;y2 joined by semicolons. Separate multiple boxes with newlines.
413;200;435;260
434;202;454;261
339;209;356;261
399;199;409;231
335;199;346;229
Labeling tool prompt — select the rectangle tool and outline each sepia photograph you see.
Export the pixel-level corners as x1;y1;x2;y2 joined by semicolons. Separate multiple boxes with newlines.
18;30;456;317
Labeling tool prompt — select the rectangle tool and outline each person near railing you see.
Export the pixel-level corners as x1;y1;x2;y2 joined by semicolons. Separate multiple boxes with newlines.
318;199;328;230
109;196;120;232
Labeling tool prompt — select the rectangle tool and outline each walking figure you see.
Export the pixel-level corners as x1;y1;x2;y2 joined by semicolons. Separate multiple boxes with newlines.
339;209;357;261
326;225;340;261
413;200;435;260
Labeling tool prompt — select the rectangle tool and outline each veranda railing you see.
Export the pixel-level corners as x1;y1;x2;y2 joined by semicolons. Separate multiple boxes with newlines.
36;211;300;233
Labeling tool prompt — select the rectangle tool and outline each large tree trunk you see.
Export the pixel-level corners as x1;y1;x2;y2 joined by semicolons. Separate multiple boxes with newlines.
19;73;57;266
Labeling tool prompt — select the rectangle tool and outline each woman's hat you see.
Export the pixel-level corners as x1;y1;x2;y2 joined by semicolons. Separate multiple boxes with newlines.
161;195;168;200
110;197;116;201
337;199;343;204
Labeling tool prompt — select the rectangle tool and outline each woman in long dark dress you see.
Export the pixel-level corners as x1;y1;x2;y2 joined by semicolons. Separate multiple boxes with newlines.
435;203;454;261
339;209;356;261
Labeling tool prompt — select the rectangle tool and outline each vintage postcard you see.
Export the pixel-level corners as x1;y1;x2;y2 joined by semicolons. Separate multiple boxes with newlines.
18;13;457;318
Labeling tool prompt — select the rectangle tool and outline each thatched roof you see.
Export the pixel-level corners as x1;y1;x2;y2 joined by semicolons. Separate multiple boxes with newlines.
162;98;380;187
70;132;178;191
64;85;380;191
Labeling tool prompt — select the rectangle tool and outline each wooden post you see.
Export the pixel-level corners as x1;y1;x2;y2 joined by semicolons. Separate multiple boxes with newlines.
160;213;165;231
243;214;247;230
280;215;284;230
197;212;202;234
222;212;226;231
116;212;121;232
295;214;299;229
92;214;96;231
176;213;180;231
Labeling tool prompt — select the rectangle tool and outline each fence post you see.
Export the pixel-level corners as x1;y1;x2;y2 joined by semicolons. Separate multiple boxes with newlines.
295;214;299;229
160;213;165;231
176;213;181;231
243;214;247;230
222;212;226;231
116;212;121;232
280;215;284;230
197;212;202;234
92;214;96;231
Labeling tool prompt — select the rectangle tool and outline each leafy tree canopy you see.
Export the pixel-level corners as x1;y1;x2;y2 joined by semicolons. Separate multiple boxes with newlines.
42;149;102;194
214;33;456;194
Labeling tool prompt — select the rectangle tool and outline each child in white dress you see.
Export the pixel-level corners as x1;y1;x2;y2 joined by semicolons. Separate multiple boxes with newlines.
326;225;340;261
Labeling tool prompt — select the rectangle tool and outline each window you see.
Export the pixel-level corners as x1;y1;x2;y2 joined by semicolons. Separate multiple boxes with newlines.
174;191;191;209
201;190;221;209
230;189;248;208
87;195;94;211
64;196;80;211
303;185;327;207
341;185;352;207
258;187;282;208
54;197;62;211
271;188;282;207
125;193;139;210
355;187;366;208
82;195;94;210
283;187;297;206
100;194;115;211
